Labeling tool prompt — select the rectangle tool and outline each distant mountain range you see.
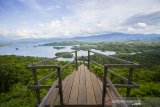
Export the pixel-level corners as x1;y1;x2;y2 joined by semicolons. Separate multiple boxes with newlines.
1;33;160;42
70;33;160;41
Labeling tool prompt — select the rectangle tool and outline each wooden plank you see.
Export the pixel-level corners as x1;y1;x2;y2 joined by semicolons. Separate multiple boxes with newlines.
90;72;102;104
62;76;70;91
78;65;87;104
63;71;76;104
97;78;103;92
68;70;80;104
85;68;96;104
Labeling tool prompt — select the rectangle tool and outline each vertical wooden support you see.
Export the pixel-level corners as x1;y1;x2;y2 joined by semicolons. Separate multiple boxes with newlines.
57;66;64;106
110;73;113;81
32;68;41;104
75;51;78;70
88;50;90;69
102;66;108;107
126;67;133;97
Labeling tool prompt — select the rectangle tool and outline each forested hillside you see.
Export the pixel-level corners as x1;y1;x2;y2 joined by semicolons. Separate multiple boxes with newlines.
0;55;74;107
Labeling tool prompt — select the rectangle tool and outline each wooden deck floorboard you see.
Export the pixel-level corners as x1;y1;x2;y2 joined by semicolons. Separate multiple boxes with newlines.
45;64;104;106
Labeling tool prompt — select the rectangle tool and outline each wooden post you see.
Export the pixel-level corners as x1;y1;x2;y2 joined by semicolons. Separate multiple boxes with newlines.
102;66;108;107
88;50;90;69
57;66;64;106
75;51;78;70
126;67;133;97
110;73;113;81
32;68;41;104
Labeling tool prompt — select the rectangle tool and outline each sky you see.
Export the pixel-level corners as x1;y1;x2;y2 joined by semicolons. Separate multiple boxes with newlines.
0;0;160;39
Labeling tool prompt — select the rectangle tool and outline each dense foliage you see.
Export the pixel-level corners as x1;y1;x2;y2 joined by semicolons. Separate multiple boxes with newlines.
0;43;12;46
53;46;65;50
88;42;160;98
55;52;73;58
0;55;74;107
40;40;81;46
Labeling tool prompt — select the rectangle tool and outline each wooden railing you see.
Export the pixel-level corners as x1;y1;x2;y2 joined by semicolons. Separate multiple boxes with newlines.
26;51;78;106
86;50;140;107
27;50;140;107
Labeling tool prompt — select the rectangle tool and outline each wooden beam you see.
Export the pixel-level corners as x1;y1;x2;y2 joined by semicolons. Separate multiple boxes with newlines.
105;64;140;68
90;50;133;64
57;66;64;106
38;70;57;84
32;69;41;104
75;51;78;70
107;69;128;82
61;60;74;69
102;66;107;107
127;67;133;97
106;78;128;107
26;65;58;69
90;60;103;68
38;79;58;107
88;50;90;69
106;84;138;88
29;85;52;89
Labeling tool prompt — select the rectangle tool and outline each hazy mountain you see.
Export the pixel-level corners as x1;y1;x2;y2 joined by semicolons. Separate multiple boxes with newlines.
1;33;160;43
70;33;160;41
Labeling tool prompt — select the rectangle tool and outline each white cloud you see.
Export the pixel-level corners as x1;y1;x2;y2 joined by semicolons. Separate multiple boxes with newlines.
136;22;147;28
2;0;160;38
16;29;37;38
36;0;160;37
46;5;61;11
127;27;136;33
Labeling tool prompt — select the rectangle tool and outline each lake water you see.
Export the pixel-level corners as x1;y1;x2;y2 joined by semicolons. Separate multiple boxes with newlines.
0;42;116;61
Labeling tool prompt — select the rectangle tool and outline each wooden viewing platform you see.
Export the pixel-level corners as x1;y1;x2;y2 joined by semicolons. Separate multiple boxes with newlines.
27;50;140;107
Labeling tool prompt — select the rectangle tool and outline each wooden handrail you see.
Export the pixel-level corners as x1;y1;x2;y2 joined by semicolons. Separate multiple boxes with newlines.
90;60;104;68
90;50;133;64
38;79;58;107
61;60;75;69
38;70;57;84
26;65;58;69
106;78;128;107
105;64;140;68
106;84;139;88
107;69;128;82
29;85;52;89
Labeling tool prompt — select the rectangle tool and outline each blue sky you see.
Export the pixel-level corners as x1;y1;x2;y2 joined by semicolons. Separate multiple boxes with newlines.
0;0;160;39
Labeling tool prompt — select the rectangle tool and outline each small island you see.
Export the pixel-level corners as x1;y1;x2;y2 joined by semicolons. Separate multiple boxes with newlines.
55;52;73;58
39;40;80;46
53;46;65;50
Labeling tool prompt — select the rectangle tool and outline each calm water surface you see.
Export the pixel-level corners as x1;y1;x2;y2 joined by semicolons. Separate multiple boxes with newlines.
0;42;116;61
